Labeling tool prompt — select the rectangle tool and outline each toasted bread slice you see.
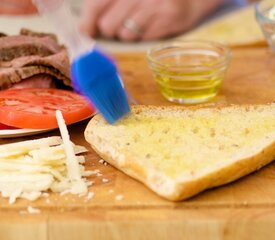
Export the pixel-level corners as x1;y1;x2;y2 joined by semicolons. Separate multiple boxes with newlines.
85;104;275;201
180;5;264;47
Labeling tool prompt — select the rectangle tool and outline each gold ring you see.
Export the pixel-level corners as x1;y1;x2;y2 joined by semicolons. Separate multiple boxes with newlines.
123;19;143;35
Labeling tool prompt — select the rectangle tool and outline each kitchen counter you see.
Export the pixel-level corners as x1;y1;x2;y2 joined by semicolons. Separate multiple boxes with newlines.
0;46;275;240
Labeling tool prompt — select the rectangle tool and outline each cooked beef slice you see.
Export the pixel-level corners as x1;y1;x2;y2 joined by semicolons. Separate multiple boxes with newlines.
10;74;55;89
0;29;71;90
0;65;70;89
20;28;58;42
0;50;70;82
0;35;62;61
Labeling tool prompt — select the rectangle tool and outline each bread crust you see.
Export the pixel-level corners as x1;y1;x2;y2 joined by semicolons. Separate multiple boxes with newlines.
85;104;275;201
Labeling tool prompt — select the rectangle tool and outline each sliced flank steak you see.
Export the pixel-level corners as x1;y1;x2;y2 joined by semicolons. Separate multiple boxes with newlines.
0;29;71;90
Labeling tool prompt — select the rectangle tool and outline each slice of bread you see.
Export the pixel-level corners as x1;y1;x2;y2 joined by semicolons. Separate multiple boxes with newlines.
180;5;264;46
85;104;275;201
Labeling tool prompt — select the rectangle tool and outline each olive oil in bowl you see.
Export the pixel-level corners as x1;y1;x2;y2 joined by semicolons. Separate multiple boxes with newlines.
147;41;231;104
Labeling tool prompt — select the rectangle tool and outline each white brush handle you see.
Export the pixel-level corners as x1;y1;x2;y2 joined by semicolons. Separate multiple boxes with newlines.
33;0;95;60
33;0;137;105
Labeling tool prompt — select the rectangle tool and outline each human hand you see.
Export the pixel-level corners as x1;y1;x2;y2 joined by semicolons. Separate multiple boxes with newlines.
0;0;37;15
80;0;222;41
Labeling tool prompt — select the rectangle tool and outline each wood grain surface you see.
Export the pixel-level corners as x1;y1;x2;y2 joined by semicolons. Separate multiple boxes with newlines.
0;46;275;240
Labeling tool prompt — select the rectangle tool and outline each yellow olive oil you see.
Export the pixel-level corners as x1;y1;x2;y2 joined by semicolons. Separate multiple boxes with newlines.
153;69;224;104
149;48;229;104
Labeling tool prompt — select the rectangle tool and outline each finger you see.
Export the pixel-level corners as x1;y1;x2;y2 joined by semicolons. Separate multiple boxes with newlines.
141;19;171;41
142;4;193;40
140;1;193;40
79;0;112;37
97;0;139;39
0;0;37;15
141;15;191;41
117;6;155;41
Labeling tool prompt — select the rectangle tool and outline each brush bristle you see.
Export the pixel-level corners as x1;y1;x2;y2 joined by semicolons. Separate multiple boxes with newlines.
71;49;130;124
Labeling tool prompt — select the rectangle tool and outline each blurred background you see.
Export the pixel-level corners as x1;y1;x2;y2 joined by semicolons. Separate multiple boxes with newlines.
0;0;263;51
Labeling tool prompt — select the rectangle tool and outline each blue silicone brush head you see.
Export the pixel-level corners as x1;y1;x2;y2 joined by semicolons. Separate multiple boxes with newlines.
71;49;130;124
33;0;130;124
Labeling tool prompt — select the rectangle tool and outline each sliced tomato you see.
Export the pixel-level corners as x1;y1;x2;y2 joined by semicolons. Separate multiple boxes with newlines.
0;122;17;130
0;88;95;129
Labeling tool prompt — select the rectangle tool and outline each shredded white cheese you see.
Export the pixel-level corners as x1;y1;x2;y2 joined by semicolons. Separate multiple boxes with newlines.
86;181;95;187
86;192;94;200
99;159;104;164
115;195;124;201
0;111;93;203
56;110;82;182
42;193;49;197
27;206;41;214
268;6;275;20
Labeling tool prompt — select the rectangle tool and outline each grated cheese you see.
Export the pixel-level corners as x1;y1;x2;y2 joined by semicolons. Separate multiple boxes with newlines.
56;110;88;195
115;195;124;201
99;159;104;164
42;193;49;198
268;6;275;20
27;206;41;214
0;111;93;203
86;192;94;200
56;110;82;182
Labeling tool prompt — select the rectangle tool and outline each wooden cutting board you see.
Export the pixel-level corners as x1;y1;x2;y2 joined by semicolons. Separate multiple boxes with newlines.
0;46;275;240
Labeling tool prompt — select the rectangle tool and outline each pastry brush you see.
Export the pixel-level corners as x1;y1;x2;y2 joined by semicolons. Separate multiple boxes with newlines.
33;0;130;124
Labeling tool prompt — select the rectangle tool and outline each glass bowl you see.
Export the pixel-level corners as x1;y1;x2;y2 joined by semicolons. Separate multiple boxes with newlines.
147;40;231;104
255;0;275;52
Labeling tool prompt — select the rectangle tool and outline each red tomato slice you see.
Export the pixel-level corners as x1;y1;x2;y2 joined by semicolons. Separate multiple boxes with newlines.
0;88;95;129
0;122;17;130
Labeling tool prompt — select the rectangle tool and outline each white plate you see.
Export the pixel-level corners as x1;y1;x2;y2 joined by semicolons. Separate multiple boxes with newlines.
0;128;53;138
